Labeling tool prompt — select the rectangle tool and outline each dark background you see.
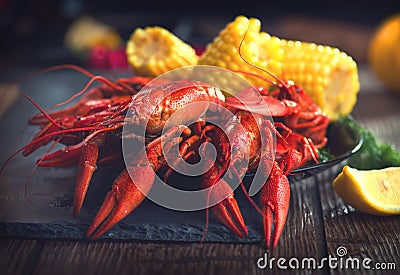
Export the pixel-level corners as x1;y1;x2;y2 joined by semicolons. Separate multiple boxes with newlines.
0;0;399;68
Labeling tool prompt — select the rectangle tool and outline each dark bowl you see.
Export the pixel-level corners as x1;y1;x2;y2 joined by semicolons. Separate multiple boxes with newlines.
289;120;363;180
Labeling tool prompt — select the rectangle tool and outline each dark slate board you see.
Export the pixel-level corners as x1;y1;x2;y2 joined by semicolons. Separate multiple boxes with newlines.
0;160;265;242
0;69;343;242
0;69;265;242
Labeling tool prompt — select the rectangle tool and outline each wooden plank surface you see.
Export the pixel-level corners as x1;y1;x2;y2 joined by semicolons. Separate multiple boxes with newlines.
1;68;399;274
318;180;400;275
317;69;400;275
34;241;264;275
0;239;42;275
0;177;325;275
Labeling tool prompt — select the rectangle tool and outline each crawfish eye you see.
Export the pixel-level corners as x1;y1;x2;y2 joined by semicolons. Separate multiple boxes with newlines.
132;83;144;91
232;145;239;155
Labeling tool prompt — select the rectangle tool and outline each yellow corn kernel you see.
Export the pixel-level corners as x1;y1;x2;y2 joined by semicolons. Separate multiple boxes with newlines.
280;40;360;120
126;26;198;77
198;15;283;90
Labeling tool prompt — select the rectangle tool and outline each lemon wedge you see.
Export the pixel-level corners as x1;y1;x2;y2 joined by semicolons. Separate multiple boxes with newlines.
332;165;400;215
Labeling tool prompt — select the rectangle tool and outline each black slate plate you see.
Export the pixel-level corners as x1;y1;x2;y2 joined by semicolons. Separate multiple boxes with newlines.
0;69;362;241
0;119;361;242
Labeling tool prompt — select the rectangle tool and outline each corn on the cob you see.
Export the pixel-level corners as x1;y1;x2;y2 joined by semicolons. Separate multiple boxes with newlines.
198;15;360;120
280;40;360;120
65;15;123;55
126;26;198;77
198;16;283;90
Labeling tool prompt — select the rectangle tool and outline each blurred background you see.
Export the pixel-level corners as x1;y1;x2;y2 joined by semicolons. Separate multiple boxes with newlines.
0;0;399;69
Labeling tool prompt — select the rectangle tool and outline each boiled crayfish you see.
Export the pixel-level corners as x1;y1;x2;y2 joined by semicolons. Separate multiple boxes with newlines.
2;63;329;249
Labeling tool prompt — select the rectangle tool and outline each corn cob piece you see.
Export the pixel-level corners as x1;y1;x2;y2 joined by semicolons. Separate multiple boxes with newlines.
65;15;123;55
126;26;199;77
280;40;360;120
198;15;360;120
198;15;283;90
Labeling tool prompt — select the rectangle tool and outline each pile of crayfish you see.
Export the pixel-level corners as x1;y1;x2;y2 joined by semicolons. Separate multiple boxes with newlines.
6;65;330;249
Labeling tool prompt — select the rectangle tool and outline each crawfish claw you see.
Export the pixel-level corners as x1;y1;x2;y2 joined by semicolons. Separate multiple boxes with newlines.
262;203;288;249
86;166;154;240
204;178;248;238
211;194;248;238
260;163;290;249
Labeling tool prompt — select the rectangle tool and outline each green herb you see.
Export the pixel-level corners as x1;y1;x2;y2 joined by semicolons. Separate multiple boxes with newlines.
338;115;400;169
318;147;334;163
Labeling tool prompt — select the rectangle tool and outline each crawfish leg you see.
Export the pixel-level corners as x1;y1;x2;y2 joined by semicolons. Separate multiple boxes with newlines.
23;123;61;156
38;145;82;167
73;136;104;217
163;134;201;181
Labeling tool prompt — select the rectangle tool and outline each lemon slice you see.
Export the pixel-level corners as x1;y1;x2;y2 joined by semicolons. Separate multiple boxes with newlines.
332;165;400;215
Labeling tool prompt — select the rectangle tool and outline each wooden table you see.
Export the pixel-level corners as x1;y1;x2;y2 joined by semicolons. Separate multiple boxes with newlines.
0;64;398;274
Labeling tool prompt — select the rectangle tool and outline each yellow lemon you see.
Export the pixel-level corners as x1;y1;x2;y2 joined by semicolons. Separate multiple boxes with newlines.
369;14;400;92
332;165;400;215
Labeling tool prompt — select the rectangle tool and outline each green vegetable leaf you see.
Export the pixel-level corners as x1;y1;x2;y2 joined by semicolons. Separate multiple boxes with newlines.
338;115;400;169
317;147;334;163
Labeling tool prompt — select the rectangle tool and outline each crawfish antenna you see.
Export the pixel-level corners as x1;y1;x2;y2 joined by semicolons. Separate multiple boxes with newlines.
22;93;62;128
280;62;286;83
231;165;265;218
44;66;128;111
238;24;287;88
24;64;132;112
24;137;62;209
